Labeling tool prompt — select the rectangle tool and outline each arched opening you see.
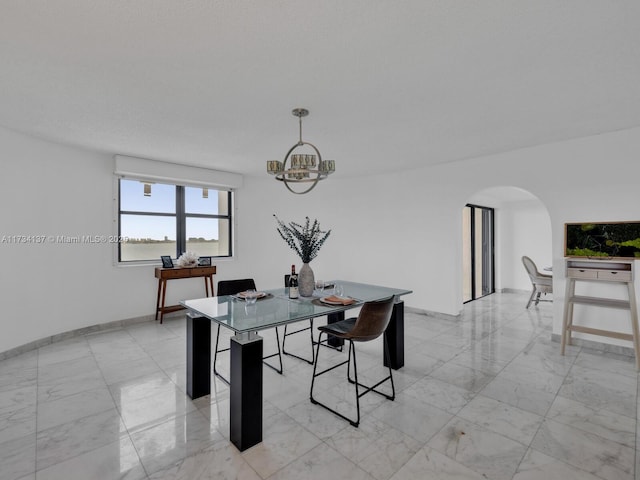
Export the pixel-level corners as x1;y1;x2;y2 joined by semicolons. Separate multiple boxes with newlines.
463;186;552;303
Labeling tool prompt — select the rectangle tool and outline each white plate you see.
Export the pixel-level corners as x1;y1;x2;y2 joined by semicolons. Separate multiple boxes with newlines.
320;296;347;305
236;291;267;300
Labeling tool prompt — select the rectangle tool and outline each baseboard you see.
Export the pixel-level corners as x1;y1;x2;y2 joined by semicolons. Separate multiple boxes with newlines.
499;288;529;294
550;333;636;358
0;313;161;361
405;306;461;321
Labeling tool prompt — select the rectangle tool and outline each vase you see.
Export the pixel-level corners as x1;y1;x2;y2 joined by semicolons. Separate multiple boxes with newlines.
298;263;315;297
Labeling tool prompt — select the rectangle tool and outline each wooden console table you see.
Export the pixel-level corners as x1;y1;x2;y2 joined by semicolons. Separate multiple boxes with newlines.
561;258;639;369
155;266;216;323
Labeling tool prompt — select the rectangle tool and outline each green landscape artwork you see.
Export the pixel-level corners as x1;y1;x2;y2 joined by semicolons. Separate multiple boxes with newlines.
565;222;640;258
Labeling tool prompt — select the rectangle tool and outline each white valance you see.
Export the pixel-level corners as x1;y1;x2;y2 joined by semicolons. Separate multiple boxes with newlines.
114;155;243;190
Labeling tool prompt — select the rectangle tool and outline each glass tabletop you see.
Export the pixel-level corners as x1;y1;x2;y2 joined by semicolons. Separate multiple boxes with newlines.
180;281;412;334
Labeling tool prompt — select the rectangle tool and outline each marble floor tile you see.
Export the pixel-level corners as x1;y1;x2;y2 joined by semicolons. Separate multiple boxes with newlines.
0;362;37;392
130;410;224;475
35;437;147;480
324;415;422;480
0;433;36;480
241;410;322;479
401;348;445;378
514;448;604;480
284;397;350;440
389;446;487;480
371;391;453;444
404;376;475;414
531;418;634;480
36;385;116;431
268;442;374;480
147;441;261;480
480;376;556;416
429;362;495;394
428;417;528;480
559;364;637;418
36;407;127;470
0;384;37;417
115;382;197;434
125;323;179;345
417;339;467;362
456;394;544;445
449;348;511;375
546;395;636;448
573;348;639;378
0;292;638;479
99;355;163;386
498;360;566;395
37;370;107;403
36;338;92;366
0;403;36;443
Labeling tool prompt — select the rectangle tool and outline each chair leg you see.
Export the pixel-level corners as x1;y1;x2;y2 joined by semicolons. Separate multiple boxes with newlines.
350;341;361;427
262;327;283;375
535;291;542;306
310;334;394;428
282;319;315;364
526;288;536;309
215;325;283;383
213;324;230;385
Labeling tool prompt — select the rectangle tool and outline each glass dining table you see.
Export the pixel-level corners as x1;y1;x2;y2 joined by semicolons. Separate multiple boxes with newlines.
180;280;412;451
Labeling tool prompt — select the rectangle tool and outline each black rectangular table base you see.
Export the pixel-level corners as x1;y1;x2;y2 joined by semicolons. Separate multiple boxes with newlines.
384;301;404;370
186;313;211;399
327;311;345;348
230;333;263;451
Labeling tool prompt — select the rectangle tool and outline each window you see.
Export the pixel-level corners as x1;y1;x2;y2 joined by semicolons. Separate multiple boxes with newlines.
118;179;232;262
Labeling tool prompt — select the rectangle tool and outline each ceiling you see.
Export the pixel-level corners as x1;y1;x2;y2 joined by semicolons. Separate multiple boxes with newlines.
1;1;639;178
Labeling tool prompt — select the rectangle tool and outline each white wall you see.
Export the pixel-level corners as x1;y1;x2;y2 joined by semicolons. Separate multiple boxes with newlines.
2;125;640;353
500;200;553;291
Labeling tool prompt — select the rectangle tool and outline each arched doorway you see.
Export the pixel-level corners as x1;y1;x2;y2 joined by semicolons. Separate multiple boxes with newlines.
463;186;552;302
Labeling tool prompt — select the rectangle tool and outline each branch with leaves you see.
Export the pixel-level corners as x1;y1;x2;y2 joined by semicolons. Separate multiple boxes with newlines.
274;215;331;264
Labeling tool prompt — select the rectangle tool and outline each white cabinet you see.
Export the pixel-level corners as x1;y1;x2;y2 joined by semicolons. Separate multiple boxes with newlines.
561;258;639;369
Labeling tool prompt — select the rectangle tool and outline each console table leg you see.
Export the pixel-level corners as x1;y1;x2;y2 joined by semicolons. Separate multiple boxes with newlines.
186;313;211;399
627;282;640;370
384;300;405;370
159;279;168;323
561;279;573;355
230;332;263;451
155;279;163;322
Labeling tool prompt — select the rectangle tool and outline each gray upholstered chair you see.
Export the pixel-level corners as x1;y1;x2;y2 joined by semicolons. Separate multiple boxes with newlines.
522;256;553;308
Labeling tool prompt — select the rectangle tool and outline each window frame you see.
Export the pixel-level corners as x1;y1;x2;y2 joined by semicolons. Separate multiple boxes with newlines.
116;178;234;264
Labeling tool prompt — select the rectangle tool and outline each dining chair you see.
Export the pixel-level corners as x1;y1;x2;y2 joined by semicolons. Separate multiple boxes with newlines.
281;274;315;364
214;279;283;384
522;256;553;308
309;296;396;427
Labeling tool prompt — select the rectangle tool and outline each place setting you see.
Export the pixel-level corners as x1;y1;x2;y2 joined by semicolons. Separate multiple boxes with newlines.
313;281;359;306
231;289;272;304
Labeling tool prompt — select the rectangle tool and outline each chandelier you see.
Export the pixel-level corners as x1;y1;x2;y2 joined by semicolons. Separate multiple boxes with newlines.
267;108;335;194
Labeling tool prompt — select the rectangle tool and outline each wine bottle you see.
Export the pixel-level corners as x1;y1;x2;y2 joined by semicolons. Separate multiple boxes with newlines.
289;264;299;299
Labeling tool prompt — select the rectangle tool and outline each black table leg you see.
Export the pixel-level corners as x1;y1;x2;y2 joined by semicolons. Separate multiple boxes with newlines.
186;313;211;399
230;332;263;451
327;311;345;348
384;301;404;370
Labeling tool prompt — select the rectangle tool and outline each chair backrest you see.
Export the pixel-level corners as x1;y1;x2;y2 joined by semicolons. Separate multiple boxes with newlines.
217;278;256;296
347;296;395;342
522;256;541;280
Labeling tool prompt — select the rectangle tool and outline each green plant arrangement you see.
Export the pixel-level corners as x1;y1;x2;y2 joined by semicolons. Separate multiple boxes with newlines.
274;215;331;263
